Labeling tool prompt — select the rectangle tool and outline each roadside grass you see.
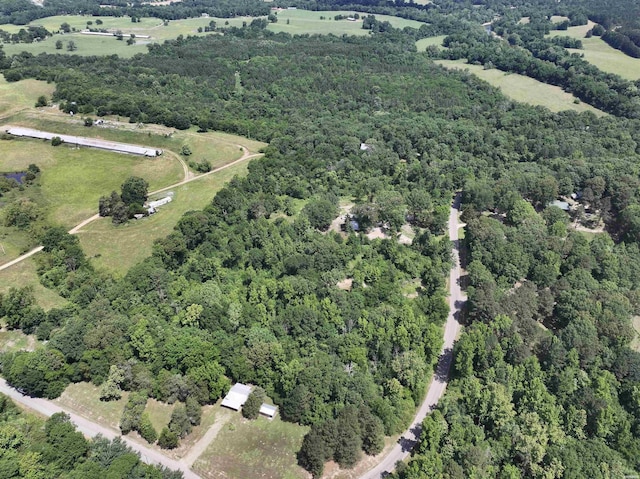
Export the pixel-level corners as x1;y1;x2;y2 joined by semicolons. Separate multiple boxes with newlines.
0;77;55;117
193;414;309;479
547;21;640;80
145;398;175;432
55;381;129;430
415;35;446;51
0;329;42;354
0;258;67;310
2;11;425;58
79;161;249;275
435;59;606;115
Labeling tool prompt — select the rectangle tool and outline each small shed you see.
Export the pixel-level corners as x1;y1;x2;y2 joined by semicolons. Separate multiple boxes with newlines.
550;200;570;211
260;404;278;419
221;383;252;411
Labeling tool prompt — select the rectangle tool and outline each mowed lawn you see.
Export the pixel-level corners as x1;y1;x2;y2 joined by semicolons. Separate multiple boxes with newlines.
55;382;130;430
193;414;309;479
435;59;606;115
547;21;640;80
78;160;249;275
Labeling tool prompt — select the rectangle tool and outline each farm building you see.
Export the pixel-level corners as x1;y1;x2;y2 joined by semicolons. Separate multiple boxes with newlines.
147;196;172;214
221;383;280;418
259;404;278;419
6;127;162;157
221;383;252;411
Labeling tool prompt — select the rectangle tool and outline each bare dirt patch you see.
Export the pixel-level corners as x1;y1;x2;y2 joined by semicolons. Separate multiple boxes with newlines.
337;278;353;291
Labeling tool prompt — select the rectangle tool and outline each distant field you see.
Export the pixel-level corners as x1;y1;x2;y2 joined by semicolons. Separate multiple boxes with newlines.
435;59;606;115
416;35;446;51
547;21;640;80
1;11;425;57
193;414;308;479
550;15;569;24
632;316;640;352
267;9;425;36
79;160;249;275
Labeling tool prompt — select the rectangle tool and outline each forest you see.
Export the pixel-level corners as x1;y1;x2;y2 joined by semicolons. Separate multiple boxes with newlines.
1;0;640;477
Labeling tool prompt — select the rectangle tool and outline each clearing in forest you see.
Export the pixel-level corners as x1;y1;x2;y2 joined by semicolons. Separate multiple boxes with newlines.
193;414;309;479
546;21;640;80
435;59;606;115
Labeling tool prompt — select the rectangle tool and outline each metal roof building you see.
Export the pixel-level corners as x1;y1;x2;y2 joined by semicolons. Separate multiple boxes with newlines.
259;404;278;419
221;383;252;411
6;126;161;157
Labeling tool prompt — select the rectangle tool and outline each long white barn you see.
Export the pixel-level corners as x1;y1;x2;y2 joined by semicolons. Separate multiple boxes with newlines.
6;126;161;157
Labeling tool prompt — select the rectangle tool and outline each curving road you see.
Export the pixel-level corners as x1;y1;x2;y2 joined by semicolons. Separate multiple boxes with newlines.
0;378;202;478
359;193;465;479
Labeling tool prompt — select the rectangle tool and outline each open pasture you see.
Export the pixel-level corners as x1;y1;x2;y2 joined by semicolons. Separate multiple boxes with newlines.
416;35;446;51
1;10;426;57
547;21;640;80
78;160;249;275
435;59;606;115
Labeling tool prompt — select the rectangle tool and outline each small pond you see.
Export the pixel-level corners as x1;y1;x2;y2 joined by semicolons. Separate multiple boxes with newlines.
2;172;26;184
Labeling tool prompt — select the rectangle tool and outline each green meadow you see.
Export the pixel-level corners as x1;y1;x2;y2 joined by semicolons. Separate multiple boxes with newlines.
547;21;640;80
435;59;605;115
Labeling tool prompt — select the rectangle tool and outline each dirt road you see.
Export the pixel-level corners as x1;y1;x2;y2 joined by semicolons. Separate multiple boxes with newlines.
359;194;465;479
0;144;262;269
0;378;201;479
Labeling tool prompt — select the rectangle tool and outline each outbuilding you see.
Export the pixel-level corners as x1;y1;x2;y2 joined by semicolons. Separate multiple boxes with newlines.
221;383;252;411
259;404;278;419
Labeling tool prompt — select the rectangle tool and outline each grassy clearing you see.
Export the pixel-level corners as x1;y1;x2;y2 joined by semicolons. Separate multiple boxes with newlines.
55;382;129;430
146;398;175;432
550;15;569;24
193;414;309;479
547;21;640;80
435;59;606;115
415;35;446;51
79;161;249;275
0;329;42;354
0;258;67;310
631;316;640;352
2;11;425;57
0;136;182;240
0;77;55;117
268;9;424;36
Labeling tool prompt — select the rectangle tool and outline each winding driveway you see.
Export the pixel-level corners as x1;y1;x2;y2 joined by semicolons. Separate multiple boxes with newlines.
359;194;465;479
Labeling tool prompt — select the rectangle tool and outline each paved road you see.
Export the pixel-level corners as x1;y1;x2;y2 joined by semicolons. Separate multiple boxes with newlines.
0;378;201;478
359;194;466;479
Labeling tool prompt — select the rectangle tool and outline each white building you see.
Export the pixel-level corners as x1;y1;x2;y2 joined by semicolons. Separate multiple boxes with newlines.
221;383;252;411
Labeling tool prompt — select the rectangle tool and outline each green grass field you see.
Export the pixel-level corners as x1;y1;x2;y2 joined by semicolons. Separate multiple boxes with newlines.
0;329;42;354
0;259;67;310
0;77;55;118
547;21;640;80
435;59;606;115
193;414;309;479
55;382;130;430
79;160;248;275
416;35;446;51
1;11;426;57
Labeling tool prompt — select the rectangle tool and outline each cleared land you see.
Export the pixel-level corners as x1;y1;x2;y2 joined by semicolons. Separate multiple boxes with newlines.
193;414;308;479
435;59;606;115
0;258;67;310
55;382;130;430
1;11;425;57
79;160;248;274
0;329;41;354
415;35;446;51
0;77;55;117
547;21;640;80
631;316;640;352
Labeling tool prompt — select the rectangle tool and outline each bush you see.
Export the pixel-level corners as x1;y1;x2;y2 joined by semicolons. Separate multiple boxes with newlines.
158;427;179;449
242;387;265;420
51;136;63;146
139;412;158;444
